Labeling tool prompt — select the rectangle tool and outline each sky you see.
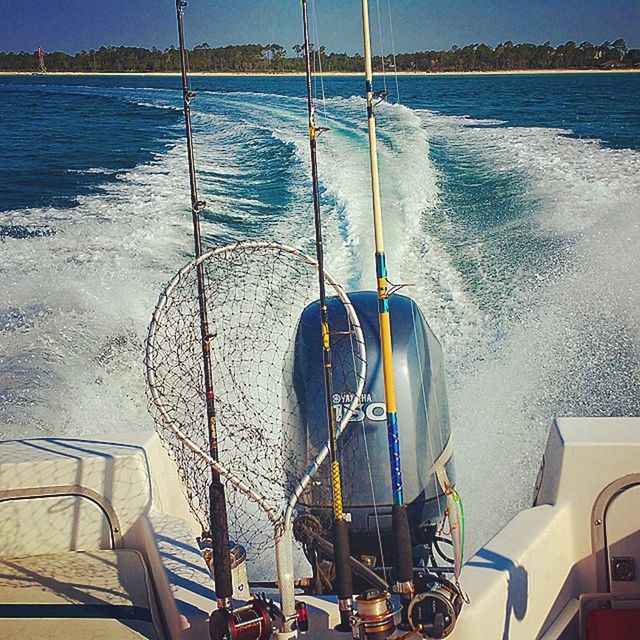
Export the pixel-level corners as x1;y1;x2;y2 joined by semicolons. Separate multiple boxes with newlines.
1;0;639;55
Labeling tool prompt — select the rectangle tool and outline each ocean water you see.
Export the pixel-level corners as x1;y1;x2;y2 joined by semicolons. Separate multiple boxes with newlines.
1;72;639;555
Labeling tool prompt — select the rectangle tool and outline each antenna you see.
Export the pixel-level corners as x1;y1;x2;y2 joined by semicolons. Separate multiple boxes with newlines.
300;0;354;630
37;47;46;74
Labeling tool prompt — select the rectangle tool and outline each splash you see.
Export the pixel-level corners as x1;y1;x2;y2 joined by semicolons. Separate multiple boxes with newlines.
0;144;192;437
2;83;638;561
417;110;640;550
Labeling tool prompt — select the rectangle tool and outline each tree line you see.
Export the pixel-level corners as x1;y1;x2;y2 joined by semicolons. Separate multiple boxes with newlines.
2;39;639;73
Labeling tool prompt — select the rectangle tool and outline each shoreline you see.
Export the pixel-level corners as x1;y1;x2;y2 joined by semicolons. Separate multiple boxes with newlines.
1;69;639;78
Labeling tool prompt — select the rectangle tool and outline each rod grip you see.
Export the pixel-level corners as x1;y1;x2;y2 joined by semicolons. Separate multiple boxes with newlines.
209;482;234;601
332;519;354;601
392;504;413;584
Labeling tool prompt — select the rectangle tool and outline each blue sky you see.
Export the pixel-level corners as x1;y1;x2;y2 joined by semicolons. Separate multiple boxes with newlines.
1;0;639;54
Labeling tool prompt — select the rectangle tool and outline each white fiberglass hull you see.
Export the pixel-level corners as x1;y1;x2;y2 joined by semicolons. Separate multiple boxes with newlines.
0;417;638;639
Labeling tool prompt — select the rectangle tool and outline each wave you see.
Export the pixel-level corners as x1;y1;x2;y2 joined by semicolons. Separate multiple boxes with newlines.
0;143;192;437
2;82;638;560
135;101;182;112
67;167;118;175
416;108;640;550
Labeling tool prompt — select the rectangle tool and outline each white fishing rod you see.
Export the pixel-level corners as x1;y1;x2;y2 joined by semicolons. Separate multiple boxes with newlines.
359;0;414;609
352;3;465;640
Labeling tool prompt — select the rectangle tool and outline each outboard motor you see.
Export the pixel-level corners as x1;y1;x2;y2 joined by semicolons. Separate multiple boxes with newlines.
288;290;455;580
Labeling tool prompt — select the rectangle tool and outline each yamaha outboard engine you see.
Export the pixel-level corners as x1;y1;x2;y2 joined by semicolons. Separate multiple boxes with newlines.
288;290;455;582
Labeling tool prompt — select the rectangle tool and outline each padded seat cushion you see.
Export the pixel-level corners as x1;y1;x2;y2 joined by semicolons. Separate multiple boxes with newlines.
588;608;640;640
0;550;162;639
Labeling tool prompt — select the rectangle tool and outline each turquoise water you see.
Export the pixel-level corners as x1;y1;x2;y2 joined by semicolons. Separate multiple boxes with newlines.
1;72;639;549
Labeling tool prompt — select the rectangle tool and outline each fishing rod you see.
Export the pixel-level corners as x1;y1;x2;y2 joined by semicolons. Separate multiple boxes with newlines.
357;0;414;623
175;0;234;616
300;0;354;631
175;8;288;640
353;3;466;638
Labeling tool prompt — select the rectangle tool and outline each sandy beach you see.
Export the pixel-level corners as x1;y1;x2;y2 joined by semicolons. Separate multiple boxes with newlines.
1;68;639;77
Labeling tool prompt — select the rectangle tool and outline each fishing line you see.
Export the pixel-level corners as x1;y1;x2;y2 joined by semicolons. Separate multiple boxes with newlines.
183;40;206;215
341;317;389;583
379;22;461;590
359;397;390;583
343;304;389;584
374;0;388;93
310;0;328;119
385;0;401;102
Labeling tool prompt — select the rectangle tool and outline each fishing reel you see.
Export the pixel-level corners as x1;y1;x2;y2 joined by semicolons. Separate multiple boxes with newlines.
349;589;397;640
209;595;283;640
349;579;462;640
405;574;463;639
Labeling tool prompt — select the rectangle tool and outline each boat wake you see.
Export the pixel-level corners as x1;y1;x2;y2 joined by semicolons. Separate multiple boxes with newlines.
0;143;191;437
1;84;638;556
415;109;640;549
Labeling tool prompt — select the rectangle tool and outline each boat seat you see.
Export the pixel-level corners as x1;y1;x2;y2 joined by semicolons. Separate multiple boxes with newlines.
0;549;163;639
587;608;640;640
580;593;640;640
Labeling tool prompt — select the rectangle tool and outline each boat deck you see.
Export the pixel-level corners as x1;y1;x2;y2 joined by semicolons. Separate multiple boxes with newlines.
0;419;639;639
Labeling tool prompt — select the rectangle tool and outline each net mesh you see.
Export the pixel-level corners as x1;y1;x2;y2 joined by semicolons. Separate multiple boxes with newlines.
146;241;365;562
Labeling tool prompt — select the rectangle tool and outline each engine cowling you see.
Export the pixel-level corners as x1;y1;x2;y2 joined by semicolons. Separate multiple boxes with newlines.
287;290;454;561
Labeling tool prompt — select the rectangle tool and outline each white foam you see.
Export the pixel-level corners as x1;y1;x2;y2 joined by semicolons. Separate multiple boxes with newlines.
416;109;640;551
135;101;182;112
67;167;118;175
0;143;194;437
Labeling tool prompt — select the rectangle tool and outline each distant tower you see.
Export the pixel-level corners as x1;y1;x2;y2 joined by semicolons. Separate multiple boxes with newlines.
37;47;46;73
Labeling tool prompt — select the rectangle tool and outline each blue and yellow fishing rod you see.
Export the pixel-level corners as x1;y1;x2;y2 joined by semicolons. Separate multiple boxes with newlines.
355;4;467;639
358;0;414;617
300;0;354;631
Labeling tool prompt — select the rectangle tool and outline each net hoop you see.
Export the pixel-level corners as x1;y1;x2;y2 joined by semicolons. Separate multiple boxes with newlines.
145;240;367;621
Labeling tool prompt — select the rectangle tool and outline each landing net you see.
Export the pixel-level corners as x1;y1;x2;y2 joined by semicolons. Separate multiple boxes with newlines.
145;241;366;567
